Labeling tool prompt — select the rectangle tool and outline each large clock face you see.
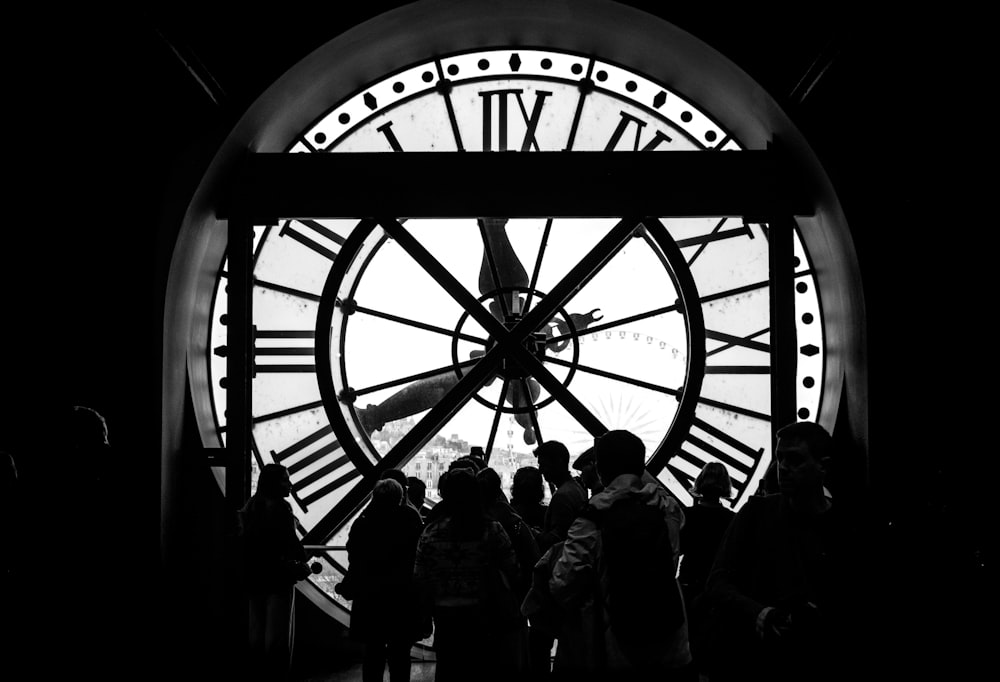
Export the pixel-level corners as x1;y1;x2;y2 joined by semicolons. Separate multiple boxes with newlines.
203;46;825;612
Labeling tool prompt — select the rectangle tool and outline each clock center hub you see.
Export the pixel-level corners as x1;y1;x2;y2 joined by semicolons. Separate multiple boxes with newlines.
498;329;548;380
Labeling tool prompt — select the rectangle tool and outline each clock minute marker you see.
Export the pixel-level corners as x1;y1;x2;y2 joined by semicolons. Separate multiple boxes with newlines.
565;57;595;151
434;59;465;151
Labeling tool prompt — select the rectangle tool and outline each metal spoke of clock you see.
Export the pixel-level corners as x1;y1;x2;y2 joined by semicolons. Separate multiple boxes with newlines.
706;328;770;357
304;347;505;543
478;219;511;319
353;303;488;345
700;279;769;305
507;350;606;437
514;217;639;336
522;217;552;314
546;302;681;346
545;356;681;397
484;377;510;464
254;277;322;302
353;359;479;398
380;219;510;344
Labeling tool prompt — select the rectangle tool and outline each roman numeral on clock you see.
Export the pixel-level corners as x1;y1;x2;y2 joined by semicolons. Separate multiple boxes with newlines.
254;330;315;373
604;111;672;151
479;88;551;151
279;219;345;260
667;417;764;500
269;423;363;510
376;121;404;151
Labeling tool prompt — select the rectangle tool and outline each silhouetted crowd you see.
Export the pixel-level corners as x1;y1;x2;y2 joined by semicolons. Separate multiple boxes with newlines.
235;420;869;682
2;410;869;681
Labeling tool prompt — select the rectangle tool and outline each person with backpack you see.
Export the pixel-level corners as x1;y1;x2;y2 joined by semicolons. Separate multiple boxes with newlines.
548;430;692;681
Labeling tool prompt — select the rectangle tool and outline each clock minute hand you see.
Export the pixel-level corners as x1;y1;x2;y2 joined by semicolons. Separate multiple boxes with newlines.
478;217;529;321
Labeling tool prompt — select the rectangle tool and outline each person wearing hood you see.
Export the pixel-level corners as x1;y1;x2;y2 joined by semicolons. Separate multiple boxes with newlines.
548;430;691;681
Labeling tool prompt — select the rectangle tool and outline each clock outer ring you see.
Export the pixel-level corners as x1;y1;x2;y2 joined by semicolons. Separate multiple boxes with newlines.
315;217;706;486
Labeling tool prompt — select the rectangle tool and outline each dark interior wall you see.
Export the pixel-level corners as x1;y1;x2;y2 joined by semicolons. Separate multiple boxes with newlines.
5;3;979;676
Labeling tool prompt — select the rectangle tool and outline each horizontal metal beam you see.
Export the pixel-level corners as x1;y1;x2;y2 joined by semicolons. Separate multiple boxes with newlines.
224;151;812;220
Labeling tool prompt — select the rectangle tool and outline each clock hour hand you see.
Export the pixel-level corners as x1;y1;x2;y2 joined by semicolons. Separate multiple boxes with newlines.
506;378;541;446
356;372;460;435
478;217;529;321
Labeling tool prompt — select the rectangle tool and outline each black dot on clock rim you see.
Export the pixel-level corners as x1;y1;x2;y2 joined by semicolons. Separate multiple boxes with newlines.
705;130;717;142
596;70;608;82
393;82;405;93
796;282;809;294
541;58;552;69
338;113;350;125
802;312;814;324
681;111;693;122
625;80;637;92
803;376;815;388
571;63;583;75
793;256;801;267
422;71;434;82
314;132;326;144
478;59;489;70
797;407;811;419
447;64;459;76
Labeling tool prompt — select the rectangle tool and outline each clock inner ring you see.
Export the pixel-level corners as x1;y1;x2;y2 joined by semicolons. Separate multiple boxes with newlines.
449;286;584;414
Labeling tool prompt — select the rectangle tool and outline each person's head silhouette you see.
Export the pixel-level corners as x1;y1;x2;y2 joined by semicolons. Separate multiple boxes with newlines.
534;440;571;486
594;430;645;484
691;461;733;503
774;421;833;511
257;463;292;499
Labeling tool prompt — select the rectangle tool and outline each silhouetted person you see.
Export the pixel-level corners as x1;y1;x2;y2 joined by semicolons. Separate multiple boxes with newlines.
33;405;123;674
530;441;587;678
406;476;427;518
381;468;425;529
478;467;536;675
478;467;540;596
413;468;519;682
240;464;311;681
534;441;587;553
341;478;424;682
571;446;604;498
678;461;735;673
510;465;546;535
704;422;867;682
469;446;487;471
